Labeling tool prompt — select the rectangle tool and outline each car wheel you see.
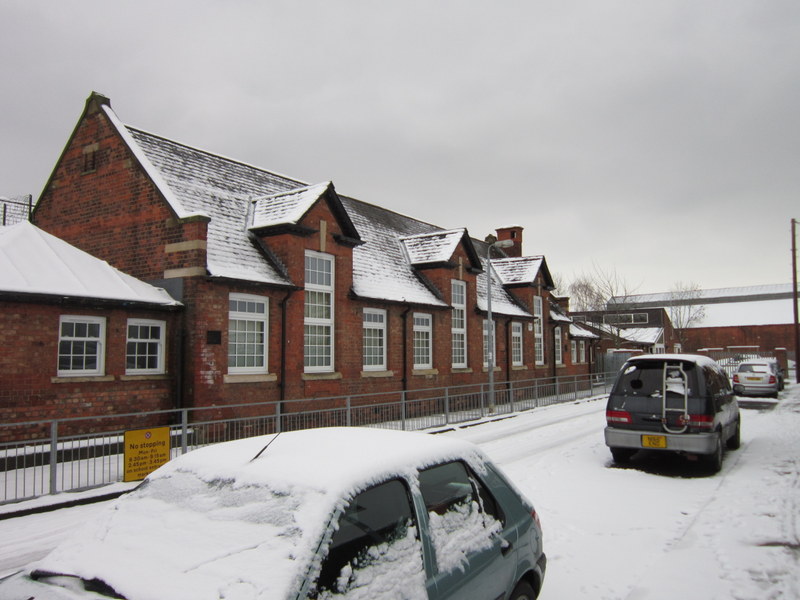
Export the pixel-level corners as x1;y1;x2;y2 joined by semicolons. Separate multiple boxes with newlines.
726;419;741;450
610;447;635;464
509;579;538;600
705;433;723;473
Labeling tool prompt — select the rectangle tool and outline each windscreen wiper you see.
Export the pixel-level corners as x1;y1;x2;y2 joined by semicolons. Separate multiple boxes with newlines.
30;569;127;599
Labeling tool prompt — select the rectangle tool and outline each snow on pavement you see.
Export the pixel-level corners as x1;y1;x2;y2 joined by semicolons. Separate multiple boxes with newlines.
1;385;798;598
448;387;800;600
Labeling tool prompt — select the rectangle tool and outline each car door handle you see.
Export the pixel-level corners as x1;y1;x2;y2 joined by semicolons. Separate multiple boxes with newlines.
500;538;513;556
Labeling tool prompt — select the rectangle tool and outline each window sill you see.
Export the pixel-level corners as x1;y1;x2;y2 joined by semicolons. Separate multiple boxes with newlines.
302;371;342;381
224;373;278;384
412;368;439;377
52;375;115;383
512;365;528;371
361;370;394;378
120;374;169;381
451;367;473;374
481;366;501;373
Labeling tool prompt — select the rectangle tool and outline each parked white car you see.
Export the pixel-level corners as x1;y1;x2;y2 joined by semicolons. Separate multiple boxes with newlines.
0;427;546;600
733;360;780;398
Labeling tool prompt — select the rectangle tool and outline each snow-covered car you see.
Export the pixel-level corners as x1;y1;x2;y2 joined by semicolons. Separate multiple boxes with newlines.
605;354;741;472
732;360;780;397
0;427;546;600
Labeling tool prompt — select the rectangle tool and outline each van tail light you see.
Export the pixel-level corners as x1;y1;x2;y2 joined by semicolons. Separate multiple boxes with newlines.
732;374;740;383
607;410;632;425
678;414;714;430
769;375;776;384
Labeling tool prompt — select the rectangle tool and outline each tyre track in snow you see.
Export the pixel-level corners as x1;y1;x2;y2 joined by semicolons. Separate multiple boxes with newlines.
444;399;607;466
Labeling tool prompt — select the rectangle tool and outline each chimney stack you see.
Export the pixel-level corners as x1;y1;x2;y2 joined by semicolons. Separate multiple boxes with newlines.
495;225;523;257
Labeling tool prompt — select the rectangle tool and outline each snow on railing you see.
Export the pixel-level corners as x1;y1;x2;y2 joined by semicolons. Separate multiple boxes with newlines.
0;372;616;505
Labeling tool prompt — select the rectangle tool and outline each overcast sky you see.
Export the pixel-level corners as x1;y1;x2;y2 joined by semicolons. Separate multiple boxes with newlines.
2;1;799;294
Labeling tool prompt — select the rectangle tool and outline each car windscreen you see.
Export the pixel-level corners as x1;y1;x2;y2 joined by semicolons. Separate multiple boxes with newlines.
612;360;699;399
31;469;329;600
738;363;769;374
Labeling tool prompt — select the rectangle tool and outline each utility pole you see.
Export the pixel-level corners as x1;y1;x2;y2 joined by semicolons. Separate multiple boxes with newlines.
792;219;799;383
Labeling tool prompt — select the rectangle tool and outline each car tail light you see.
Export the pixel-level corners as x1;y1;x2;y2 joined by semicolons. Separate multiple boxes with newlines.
769;375;776;384
532;508;542;530
678;414;714;430
732;374;740;383
607;410;632;424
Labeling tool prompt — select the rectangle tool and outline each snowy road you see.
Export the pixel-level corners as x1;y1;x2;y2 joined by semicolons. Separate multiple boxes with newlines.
2;387;799;599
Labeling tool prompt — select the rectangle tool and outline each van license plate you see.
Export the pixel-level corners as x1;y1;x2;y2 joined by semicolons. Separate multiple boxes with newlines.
642;435;667;448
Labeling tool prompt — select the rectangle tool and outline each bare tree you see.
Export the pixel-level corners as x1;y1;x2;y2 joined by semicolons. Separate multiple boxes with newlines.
567;273;606;312
667;281;706;349
567;265;640;348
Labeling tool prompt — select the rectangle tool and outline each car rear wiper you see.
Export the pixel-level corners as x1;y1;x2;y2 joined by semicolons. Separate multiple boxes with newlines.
30;569;127;599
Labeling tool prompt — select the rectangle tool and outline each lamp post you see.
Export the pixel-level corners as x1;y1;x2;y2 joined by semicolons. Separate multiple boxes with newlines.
792;219;799;383
486;238;514;409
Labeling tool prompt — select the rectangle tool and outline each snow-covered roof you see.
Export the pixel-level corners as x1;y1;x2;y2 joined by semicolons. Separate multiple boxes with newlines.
610;284;798;328
250;182;332;229
619;327;664;345
569;323;599;339
476;258;531;318
491;256;545;286
0;222;180;306
696;298;795;328
31;427;489;600
103;102;535;312
400;228;466;265
611;284;796;305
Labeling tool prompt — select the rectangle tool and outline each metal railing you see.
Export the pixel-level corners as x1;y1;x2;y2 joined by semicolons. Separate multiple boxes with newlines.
0;372;616;505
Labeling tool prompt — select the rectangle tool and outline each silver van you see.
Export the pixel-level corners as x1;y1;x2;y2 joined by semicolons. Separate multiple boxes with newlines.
605;354;740;473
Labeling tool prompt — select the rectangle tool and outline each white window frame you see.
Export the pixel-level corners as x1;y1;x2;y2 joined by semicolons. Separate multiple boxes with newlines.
304;251;335;373
570;340;577;364
482;319;497;368
362;308;387;371
126;318;166;375
554;326;563;365
511;322;523;367
57;315;106;377
579;340;586;363
228;294;269;374
413;313;433;370
534;295;544;365
451;280;467;368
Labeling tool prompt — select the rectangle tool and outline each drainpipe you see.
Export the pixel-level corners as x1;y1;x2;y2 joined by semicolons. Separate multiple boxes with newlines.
279;289;295;402
401;307;411;393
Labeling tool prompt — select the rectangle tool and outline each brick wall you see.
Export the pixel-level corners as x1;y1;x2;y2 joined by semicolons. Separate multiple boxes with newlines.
0;300;179;442
681;323;796;355
34;97;206;281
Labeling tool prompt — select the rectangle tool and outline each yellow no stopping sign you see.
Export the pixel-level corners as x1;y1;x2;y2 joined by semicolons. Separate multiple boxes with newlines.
123;427;170;482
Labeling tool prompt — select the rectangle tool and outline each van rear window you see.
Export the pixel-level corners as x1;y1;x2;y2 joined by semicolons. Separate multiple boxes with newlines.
613;361;698;398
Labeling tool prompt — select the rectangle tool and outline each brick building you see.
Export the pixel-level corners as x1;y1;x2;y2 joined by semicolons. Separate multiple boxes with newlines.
608;285;797;358
0;221;181;440
25;92;595;423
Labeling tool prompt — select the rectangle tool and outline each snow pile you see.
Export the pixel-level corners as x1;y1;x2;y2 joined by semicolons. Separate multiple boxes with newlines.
321;526;427;600
426;500;502;574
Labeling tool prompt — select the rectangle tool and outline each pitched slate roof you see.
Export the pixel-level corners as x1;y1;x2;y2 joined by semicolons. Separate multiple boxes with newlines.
476;258;531;317
250;182;332;230
401;229;467;266
0;221;180;306
491;256;545;286
608;283;798;328
569;323;599;339
100;99;530;314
